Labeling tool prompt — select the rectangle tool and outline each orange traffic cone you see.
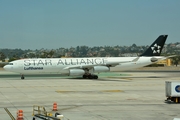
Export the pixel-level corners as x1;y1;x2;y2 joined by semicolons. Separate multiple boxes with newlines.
53;102;58;111
17;110;23;120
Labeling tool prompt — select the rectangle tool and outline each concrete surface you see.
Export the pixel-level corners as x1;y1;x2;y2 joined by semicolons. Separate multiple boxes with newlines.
0;67;180;120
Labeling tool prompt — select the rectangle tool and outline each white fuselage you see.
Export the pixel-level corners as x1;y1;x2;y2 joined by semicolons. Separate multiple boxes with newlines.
3;56;164;75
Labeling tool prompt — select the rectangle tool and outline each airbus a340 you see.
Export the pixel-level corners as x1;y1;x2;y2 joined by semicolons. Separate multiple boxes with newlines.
3;35;168;79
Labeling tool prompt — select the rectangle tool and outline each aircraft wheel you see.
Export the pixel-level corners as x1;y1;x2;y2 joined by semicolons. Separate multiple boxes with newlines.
93;75;98;79
88;75;93;79
21;75;25;79
83;75;87;79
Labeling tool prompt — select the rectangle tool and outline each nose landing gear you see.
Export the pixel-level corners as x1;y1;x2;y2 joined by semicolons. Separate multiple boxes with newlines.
21;74;25;79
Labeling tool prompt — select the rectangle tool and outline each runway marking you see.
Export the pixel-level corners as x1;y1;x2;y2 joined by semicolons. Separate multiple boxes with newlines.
4;108;15;120
101;90;124;92
55;90;124;93
0;84;163;88
107;77;132;80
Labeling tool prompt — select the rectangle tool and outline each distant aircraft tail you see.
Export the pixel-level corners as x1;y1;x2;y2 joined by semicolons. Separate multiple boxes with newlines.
140;35;168;56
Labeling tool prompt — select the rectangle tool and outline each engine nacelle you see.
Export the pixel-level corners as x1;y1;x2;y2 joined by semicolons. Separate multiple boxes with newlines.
93;66;110;73
69;69;85;76
151;57;158;62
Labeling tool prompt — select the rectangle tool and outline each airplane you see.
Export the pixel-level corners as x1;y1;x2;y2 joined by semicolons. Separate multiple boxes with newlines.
3;35;168;79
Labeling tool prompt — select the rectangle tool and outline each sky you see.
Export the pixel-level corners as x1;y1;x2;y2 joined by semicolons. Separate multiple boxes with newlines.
0;0;180;50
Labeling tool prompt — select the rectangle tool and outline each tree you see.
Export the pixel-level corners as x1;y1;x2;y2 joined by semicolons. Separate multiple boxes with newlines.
49;50;55;58
0;52;6;61
132;43;137;48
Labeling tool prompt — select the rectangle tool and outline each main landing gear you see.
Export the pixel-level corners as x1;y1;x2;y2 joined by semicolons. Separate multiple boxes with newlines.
82;68;98;79
82;74;98;79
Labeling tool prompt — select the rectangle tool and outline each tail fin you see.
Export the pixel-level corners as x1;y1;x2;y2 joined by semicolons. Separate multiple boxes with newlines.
140;35;168;56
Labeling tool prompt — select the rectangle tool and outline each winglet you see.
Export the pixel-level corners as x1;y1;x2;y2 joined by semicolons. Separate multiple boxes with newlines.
140;35;168;56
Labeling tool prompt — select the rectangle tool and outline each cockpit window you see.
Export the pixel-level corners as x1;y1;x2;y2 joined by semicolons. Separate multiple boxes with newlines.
8;63;13;65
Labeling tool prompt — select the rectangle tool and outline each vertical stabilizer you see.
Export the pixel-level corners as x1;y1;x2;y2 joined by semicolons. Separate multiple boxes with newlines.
140;35;167;56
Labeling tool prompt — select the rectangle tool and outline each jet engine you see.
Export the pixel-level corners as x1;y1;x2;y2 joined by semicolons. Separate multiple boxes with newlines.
69;69;85;76
93;66;110;73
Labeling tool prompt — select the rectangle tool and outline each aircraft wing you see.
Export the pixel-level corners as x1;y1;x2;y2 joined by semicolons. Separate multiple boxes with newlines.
165;55;177;58
150;55;177;63
63;57;139;70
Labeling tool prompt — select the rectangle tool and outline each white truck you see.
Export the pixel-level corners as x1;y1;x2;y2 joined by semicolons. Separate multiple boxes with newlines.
165;81;180;103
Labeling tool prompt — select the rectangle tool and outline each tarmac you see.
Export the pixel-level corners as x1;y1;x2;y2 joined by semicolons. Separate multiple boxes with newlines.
0;66;180;120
